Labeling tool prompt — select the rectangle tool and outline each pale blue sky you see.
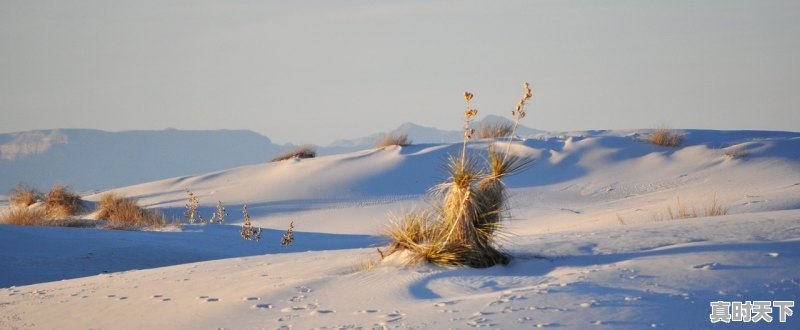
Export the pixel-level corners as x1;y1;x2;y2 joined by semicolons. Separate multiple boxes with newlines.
2;0;798;144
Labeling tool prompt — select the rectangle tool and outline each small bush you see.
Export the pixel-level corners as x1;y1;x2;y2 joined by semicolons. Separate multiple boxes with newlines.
9;184;43;207
375;132;412;148
650;127;682;147
1;207;45;226
96;193;167;230
476;121;515;139
44;184;84;220
271;145;317;162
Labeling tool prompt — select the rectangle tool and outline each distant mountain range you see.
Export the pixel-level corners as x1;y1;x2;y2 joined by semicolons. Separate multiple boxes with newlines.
0;116;543;192
326;115;543;150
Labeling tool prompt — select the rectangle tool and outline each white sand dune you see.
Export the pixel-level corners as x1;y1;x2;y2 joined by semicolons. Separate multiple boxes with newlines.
1;129;799;329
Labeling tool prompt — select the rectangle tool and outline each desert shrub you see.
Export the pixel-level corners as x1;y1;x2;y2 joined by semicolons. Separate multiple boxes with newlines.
96;193;167;230
384;83;533;268
240;204;262;241
0;207;96;227
1;207;45;226
650;127;682;147
375;131;412;148
271;145;317;162
9;184;43;207
476;121;515;139
44;184;84;220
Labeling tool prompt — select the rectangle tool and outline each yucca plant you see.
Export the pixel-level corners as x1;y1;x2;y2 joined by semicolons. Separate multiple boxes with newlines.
240;204;262;241
384;83;533;268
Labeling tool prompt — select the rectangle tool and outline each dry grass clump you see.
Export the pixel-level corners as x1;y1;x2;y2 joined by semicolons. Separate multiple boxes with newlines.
352;254;380;272
650;127;682;147
1;207;46;226
9;184;43;207
476;121;515;139
271;145;317;162
655;196;729;221
375;131;412;148
96;193;167;230
723;148;748;159
44;184;84;220
384;83;533;268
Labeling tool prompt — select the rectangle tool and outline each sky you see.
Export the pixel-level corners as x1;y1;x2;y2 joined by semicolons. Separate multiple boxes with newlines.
1;0;798;144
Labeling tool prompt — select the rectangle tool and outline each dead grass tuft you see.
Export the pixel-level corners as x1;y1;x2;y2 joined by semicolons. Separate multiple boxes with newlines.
352;255;380;272
8;184;43;207
271;145;317;162
655;196;729;221
44;184;84;220
1;207;45;226
375;131;412;148
477;121;515;139
650;127;682;147
96;193;167;230
723;148;748;159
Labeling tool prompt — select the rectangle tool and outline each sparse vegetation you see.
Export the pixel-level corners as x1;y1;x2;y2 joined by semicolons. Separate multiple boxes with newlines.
271;145;317;162
280;221;294;246
96;193;167;230
183;189;202;224
352;255;380;272
209;200;227;224
43;184;84;220
649;127;682;147
375;131;412;148
1;207;46;226
384;83;533;268
723;148;748;159
240;204;262;241
476;121;515;139
654;196;729;221
9;184;43;207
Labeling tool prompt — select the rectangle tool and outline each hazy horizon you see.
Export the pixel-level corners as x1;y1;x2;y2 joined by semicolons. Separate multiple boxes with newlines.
2;0;799;144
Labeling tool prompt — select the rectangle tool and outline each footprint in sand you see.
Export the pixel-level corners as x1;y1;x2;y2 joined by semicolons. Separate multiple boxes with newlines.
356;309;380;314
197;295;221;302
309;309;335;315
384;311;405;322
253;303;273;309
